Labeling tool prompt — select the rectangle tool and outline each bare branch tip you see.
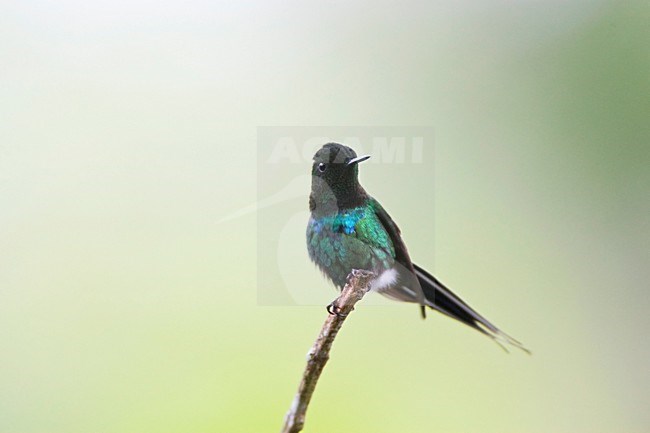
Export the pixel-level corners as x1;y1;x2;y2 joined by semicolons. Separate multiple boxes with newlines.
281;269;374;433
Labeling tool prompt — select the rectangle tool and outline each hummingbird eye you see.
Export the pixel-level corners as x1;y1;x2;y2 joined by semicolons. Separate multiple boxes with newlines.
317;162;327;173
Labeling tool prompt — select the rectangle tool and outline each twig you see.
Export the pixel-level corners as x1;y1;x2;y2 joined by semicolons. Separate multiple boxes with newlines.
281;269;375;433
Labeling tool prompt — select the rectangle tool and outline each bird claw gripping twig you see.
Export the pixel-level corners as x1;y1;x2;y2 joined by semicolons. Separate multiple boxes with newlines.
326;301;350;317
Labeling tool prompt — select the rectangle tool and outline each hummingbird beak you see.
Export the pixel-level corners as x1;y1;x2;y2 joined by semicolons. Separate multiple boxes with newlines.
346;155;371;166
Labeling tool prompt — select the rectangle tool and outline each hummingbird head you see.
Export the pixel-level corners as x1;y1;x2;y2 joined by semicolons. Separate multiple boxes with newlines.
309;143;370;215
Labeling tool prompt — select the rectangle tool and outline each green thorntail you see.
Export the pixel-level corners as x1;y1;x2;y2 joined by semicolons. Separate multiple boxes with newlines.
306;142;528;352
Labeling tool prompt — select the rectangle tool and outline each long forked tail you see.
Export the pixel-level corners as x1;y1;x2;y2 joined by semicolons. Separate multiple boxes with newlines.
413;263;530;354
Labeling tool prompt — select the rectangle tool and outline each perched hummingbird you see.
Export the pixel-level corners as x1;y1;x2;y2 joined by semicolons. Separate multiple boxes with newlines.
306;143;527;352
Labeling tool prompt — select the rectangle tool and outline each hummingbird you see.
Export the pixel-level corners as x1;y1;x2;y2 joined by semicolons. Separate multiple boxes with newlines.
306;142;528;352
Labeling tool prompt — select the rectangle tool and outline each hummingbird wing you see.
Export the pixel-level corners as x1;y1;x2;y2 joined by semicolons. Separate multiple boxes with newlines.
367;197;426;308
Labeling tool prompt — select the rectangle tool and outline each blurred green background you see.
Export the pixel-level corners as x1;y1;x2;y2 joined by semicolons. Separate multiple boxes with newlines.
1;1;648;432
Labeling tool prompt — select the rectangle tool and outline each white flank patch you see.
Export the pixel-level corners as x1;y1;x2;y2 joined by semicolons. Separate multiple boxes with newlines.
370;268;398;292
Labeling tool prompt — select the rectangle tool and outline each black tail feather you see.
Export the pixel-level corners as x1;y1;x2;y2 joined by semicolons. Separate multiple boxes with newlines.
413;263;529;353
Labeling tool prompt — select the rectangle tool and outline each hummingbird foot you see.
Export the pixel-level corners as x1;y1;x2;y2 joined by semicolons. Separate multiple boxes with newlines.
326;301;351;317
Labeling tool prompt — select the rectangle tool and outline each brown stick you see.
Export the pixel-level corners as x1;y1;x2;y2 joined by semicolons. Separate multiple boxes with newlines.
280;269;375;433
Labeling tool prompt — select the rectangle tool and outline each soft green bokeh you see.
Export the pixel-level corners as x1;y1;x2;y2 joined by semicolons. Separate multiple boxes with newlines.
1;1;648;432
